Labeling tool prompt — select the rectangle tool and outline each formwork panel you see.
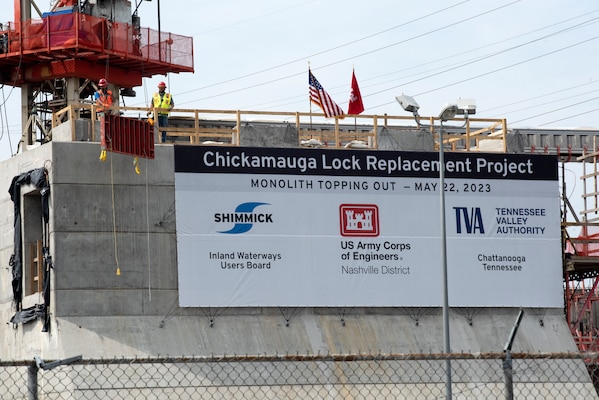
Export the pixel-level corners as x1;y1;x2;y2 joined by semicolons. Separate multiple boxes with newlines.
102;114;154;159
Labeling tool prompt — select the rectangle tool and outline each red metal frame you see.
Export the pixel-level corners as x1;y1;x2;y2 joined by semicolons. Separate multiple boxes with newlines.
0;12;193;87
563;224;599;352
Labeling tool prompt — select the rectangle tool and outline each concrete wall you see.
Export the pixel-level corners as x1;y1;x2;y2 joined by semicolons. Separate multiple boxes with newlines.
49;142;177;318
377;126;435;151
239;122;299;147
0;138;579;365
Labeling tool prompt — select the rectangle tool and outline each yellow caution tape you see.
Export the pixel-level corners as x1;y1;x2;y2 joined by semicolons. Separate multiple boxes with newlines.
99;149;107;161
133;157;140;175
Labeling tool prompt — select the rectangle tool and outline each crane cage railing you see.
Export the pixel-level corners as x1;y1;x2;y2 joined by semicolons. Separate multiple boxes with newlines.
0;13;193;70
49;102;508;151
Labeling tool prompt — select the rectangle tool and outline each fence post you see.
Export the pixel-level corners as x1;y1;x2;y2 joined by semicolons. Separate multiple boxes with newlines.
502;351;513;400
27;363;38;400
503;309;524;400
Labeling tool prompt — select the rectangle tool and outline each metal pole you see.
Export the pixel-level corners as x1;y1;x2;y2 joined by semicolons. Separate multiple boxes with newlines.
157;0;161;62
503;351;514;400
27;363;38;400
503;309;524;400
439;120;452;399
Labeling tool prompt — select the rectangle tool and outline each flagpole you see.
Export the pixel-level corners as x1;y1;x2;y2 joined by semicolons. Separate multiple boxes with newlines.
309;102;313;133
308;64;313;131
352;65;356;134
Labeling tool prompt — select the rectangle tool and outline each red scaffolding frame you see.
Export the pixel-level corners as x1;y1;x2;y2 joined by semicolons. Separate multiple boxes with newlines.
0;11;193;87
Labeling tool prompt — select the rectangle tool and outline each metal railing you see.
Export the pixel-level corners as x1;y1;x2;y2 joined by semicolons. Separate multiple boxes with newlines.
1;352;597;399
47;103;508;151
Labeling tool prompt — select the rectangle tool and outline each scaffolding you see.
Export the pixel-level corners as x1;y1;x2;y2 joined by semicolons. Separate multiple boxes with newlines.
564;141;599;352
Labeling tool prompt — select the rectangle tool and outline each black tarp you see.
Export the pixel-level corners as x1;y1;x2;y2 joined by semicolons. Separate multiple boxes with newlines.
9;304;45;325
41;245;53;332
8;167;51;331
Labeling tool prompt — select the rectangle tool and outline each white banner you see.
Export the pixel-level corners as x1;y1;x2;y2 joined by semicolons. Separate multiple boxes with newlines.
175;147;562;308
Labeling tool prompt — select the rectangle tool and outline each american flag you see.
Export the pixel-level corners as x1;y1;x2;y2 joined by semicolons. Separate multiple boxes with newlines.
309;70;345;118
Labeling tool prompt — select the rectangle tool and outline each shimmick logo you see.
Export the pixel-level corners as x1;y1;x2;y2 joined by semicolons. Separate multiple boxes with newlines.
215;202;272;234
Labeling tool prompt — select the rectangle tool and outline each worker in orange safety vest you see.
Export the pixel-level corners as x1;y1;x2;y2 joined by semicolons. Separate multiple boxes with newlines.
94;78;113;117
56;0;77;7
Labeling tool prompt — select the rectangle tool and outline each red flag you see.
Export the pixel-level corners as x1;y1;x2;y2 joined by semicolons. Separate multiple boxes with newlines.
347;69;364;115
309;69;345;118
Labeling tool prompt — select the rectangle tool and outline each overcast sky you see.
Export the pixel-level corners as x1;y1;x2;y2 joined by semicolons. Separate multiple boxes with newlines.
0;0;598;163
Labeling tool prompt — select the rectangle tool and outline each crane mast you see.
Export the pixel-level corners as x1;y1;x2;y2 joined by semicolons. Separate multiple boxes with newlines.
0;0;193;149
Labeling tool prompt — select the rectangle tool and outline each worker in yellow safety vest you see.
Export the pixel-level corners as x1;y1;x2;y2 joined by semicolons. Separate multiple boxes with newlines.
149;82;174;142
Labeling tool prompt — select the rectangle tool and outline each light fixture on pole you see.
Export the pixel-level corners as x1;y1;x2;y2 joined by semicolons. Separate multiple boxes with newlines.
439;104;458;399
437;102;457;400
438;103;458;122
455;98;476;116
397;96;475;400
396;94;421;127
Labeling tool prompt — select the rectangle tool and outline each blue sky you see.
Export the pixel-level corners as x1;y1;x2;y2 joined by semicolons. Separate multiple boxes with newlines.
0;0;598;162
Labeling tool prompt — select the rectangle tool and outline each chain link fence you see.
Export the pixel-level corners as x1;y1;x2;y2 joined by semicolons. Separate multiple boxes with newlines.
1;352;598;399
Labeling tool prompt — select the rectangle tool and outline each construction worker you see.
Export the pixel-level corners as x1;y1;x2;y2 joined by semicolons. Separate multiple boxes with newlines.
0;24;6;54
149;82;174;142
94;78;113;117
56;0;77;7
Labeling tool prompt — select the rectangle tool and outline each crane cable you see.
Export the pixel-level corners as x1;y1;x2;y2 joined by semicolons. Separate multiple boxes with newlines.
101;9;154;279
98;27;120;275
109;152;121;276
139;48;154;301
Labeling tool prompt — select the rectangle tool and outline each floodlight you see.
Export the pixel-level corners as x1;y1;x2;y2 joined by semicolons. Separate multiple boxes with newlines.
396;94;420;114
456;98;476;115
438;103;458;121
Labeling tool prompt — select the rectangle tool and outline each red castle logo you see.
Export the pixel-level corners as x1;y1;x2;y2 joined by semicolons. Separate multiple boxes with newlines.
339;204;379;237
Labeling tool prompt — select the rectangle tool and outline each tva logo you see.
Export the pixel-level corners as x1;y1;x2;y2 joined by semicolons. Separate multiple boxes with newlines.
453;207;485;234
215;202;272;234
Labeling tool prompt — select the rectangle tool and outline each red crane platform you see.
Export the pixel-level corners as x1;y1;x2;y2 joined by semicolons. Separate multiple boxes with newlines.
0;11;194;88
